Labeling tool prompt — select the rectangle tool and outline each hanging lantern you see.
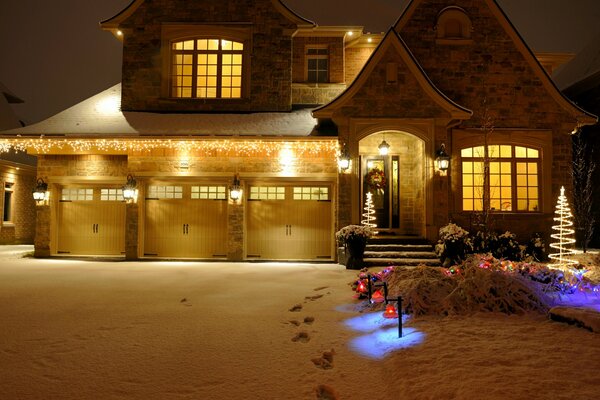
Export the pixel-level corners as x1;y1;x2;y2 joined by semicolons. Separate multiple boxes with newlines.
338;144;351;171
435;143;450;172
378;139;390;156
229;174;242;201
383;304;398;319
32;178;48;203
122;174;138;202
371;289;384;303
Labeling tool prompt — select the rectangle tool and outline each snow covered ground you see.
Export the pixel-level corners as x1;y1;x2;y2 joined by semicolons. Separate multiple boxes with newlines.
0;245;599;400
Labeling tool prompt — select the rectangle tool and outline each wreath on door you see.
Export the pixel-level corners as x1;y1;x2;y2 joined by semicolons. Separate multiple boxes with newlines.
365;167;386;191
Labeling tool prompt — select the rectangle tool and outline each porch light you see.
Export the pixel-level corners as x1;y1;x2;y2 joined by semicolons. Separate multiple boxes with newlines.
32;178;48;203
338;144;351;171
122;174;137;201
378;139;390;156
435;143;450;172
229;174;242;201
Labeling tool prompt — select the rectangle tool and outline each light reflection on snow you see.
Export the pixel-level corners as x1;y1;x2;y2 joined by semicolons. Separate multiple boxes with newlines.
348;326;425;360
342;311;425;359
548;291;600;312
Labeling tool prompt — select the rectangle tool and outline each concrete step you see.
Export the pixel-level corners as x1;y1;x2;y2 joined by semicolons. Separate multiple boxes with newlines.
364;251;438;259
363;257;440;267
365;244;434;252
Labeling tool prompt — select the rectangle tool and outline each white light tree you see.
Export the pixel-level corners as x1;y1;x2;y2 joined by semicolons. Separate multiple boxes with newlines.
548;186;579;270
361;192;377;232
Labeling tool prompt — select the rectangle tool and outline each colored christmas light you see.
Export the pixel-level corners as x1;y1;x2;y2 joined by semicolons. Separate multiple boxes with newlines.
383;304;398;319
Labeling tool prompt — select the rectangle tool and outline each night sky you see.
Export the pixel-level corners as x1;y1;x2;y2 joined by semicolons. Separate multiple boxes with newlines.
1;0;599;125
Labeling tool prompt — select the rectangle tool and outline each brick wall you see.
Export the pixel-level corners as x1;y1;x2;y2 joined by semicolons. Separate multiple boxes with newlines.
292;36;344;83
119;0;298;112
344;47;375;84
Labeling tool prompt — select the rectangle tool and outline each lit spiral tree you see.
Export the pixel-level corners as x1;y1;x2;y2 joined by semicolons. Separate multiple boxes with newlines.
548;186;579;271
361;192;377;233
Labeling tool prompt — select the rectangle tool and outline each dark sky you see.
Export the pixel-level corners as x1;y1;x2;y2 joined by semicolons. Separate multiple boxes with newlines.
1;0;600;125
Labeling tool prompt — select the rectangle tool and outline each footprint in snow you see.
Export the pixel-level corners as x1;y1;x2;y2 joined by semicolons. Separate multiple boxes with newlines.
311;349;335;370
289;304;303;312
304;316;315;325
315;384;338;399
291;332;310;343
305;294;323;301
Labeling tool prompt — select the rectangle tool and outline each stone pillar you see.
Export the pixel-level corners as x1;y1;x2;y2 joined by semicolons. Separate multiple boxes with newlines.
227;187;244;261
34;205;51;257
125;202;139;260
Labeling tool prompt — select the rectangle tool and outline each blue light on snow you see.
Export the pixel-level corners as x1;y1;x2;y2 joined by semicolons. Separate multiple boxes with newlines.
348;326;425;360
343;312;425;359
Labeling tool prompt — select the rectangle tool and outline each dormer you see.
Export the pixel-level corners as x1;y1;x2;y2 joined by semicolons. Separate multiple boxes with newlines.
435;6;473;45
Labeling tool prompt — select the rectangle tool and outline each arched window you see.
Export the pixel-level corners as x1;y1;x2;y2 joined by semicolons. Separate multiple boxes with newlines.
171;38;244;99
461;145;540;212
436;7;472;41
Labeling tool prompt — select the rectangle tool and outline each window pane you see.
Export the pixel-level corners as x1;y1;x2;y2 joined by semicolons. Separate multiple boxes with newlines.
528;148;539;158
515;146;527;158
500;145;512;158
461;148;473;157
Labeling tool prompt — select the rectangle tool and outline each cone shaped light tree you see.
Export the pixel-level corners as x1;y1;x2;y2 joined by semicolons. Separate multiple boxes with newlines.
361;192;377;232
548;186;579;270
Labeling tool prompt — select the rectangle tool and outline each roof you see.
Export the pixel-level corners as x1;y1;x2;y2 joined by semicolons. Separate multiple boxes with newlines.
313;28;472;120
555;31;600;92
0;82;24;104
0;84;318;138
394;0;597;125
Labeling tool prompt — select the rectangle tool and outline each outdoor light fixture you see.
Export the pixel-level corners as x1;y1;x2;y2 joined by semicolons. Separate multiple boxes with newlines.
383;304;399;319
122;174;137;202
32;178;48;203
229;174;242;201
338;143;351;171
435;143;450;172
378;139;390;156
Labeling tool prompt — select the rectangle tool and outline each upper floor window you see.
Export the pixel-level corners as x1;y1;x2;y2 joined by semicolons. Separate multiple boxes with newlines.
306;47;329;83
461;145;540;212
436;7;472;42
171;39;243;99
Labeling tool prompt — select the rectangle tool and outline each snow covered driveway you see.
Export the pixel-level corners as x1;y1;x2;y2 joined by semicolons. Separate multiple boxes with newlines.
1;246;599;400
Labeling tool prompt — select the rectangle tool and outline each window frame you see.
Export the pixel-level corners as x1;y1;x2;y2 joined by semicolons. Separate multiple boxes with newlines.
161;24;251;100
460;145;541;213
305;45;329;83
3;182;14;223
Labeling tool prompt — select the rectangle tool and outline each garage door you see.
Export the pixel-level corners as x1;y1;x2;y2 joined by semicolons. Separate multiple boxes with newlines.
246;184;333;260
57;187;126;256
144;185;227;258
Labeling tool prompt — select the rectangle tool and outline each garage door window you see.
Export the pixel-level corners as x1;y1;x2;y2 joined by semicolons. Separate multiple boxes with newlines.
293;187;329;201
148;186;183;199
62;188;93;201
191;186;227;200
100;188;124;201
249;186;285;200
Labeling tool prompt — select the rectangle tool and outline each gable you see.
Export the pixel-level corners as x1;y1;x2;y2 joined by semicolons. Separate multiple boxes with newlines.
313;29;472;121
394;0;596;127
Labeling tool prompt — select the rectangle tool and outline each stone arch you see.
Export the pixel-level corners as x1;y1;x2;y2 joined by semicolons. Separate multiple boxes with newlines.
435;6;473;40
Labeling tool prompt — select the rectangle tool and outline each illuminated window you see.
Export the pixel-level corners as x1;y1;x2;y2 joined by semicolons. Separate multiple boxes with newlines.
293;187;329;201
306;48;329;83
191;186;227;200
249;186;285;200
171;39;243;99
100;188;124;201
461;145;540;212
148;186;183;199
3;183;14;222
61;188;93;201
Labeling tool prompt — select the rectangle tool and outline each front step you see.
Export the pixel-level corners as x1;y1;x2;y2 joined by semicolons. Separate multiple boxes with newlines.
362;236;440;268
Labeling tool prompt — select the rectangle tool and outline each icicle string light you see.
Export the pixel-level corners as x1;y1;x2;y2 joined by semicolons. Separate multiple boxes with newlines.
0;138;339;158
548;186;578;271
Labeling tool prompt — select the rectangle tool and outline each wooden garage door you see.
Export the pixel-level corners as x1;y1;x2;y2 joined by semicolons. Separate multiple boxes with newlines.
57;188;126;256
247;185;332;260
144;185;227;258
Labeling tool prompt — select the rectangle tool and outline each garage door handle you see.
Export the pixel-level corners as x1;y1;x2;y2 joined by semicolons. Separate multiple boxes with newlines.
289;225;292;236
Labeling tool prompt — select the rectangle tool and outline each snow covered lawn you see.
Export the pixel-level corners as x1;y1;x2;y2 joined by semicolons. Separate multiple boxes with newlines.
0;246;598;400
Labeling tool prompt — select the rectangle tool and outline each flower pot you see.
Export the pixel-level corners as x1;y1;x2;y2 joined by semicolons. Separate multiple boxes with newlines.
345;237;367;270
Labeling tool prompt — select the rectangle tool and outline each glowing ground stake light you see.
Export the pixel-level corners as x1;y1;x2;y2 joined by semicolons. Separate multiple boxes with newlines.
382;296;403;338
383;304;398;319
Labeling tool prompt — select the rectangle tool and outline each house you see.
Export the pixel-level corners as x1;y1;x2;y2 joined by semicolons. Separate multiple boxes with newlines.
0;0;595;260
0;82;36;244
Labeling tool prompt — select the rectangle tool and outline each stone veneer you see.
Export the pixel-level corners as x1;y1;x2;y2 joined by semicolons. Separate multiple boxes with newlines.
119;0;299;112
0;164;36;244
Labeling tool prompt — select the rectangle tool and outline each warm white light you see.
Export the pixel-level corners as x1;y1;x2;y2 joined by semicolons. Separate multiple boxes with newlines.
347;31;354;37
230;187;242;201
367;37;372;43
95;95;121;115
117;30;123;36
367;161;374;169
279;147;294;165
378;140;390;156
338;157;350;171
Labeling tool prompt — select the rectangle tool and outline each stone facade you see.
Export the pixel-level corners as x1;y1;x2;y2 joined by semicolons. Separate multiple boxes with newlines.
292;36;344;83
0;163;36;244
119;0;299;112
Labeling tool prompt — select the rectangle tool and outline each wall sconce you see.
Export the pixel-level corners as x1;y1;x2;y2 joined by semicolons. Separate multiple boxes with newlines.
32;178;49;203
378;139;390;156
229;174;242;201
122;174;138;202
435;143;450;172
338;144;351;171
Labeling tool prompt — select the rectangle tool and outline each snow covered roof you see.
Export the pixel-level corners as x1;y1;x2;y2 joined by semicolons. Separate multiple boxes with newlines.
0;82;24;104
554;31;600;91
0;84;319;138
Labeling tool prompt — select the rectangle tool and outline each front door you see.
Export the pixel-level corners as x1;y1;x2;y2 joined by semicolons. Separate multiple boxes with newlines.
361;156;401;230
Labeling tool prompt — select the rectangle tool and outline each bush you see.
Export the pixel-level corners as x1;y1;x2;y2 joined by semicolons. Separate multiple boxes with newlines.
435;223;472;266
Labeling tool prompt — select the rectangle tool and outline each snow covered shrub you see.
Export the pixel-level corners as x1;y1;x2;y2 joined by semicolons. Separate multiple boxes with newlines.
523;232;546;262
435;223;472;266
335;225;372;247
492;231;522;260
